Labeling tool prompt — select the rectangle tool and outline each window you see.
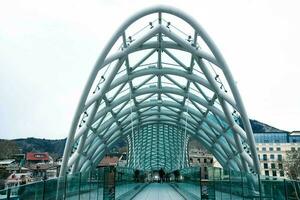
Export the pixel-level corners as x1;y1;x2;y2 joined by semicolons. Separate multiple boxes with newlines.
278;155;282;161
280;171;284;177
270;154;275;159
204;158;207;163
263;154;267;161
264;163;268;169
258;154;260;160
291;147;296;151
190;158;193;163
256;147;259;151
271;163;275;169
265;170;269;176
276;147;281;151
210;159;213;164
262;147;266;151
278;164;283;169
272;171;277;176
269;147;274;151
197;158;200;163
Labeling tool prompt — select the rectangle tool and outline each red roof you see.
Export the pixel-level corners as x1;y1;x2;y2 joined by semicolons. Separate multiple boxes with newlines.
98;156;119;167
26;152;49;161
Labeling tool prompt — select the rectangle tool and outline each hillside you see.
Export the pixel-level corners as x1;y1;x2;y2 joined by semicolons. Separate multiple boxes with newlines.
11;137;127;159
250;119;284;133
2;119;285;159
13;138;66;160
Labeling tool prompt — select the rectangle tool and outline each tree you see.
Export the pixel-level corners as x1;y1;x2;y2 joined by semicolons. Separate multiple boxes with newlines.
285;149;300;199
0;140;20;160
285;149;300;180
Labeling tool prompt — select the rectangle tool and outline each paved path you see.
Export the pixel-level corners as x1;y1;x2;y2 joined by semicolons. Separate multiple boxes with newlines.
132;183;184;200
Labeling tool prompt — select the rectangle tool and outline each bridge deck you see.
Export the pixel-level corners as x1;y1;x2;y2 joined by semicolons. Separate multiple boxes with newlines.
132;183;184;200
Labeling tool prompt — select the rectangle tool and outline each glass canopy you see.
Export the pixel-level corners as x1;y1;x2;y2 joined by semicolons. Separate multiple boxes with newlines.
60;6;260;176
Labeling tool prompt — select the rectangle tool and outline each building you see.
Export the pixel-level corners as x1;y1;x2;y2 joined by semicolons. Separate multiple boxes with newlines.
188;148;221;179
26;152;51;165
0;159;16;169
254;131;300;178
98;153;124;168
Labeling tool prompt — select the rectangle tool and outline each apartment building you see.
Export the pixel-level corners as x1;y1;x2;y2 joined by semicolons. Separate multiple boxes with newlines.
254;131;300;177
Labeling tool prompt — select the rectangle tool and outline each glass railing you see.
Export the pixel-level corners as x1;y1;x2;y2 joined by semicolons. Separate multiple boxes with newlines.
174;166;300;200
0;169;104;200
115;167;147;199
1;166;299;200
0;166;148;200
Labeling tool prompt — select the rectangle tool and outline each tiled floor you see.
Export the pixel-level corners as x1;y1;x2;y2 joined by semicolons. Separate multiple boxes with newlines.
132;183;184;200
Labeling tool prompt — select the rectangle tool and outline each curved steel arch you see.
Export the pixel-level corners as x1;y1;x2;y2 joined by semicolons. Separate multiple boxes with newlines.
60;5;260;176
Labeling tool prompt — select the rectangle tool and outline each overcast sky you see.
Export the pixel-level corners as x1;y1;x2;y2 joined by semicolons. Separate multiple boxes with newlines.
0;0;299;139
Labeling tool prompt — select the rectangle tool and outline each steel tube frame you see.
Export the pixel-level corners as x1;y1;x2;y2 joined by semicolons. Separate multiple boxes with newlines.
60;5;260;177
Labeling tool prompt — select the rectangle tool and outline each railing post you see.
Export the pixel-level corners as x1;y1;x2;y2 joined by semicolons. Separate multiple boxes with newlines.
283;179;288;200
89;171;91;200
7;188;11;200
258;174;262;200
199;167;202;199
213;168;216;200
64;173;67;200
229;170;232;200
78;172;81;200
220;168;223;200
42;180;46;200
241;172;244;200
96;168;100;200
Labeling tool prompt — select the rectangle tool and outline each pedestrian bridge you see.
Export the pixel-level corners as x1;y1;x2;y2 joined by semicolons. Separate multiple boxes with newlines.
2;5;300;200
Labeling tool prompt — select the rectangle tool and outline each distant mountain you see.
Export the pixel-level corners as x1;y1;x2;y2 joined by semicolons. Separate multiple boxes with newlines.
3;119;285;159
13;138;66;160
249;119;285;133
10;137;127;160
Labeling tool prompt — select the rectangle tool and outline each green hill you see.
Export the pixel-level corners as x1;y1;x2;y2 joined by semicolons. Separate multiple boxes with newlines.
0;119;285;159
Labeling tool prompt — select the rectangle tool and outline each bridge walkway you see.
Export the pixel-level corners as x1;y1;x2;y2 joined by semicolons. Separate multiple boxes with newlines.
132;183;185;200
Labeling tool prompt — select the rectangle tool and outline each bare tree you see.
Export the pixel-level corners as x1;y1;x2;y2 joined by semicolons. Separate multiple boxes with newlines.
285;149;300;199
285;149;300;180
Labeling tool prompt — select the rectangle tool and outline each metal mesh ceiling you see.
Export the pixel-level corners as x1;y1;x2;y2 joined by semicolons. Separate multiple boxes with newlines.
127;123;189;172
